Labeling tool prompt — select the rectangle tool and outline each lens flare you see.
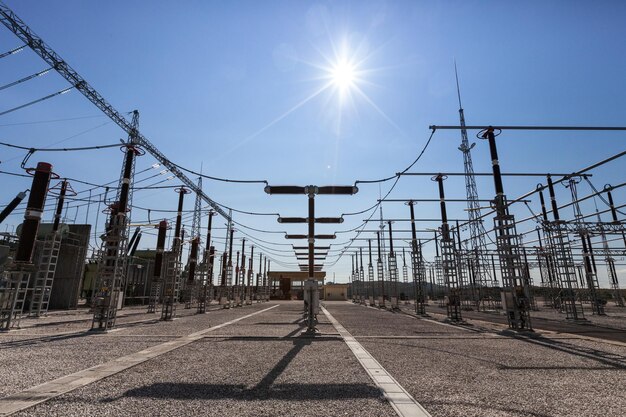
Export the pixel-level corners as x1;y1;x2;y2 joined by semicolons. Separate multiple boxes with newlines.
331;59;356;91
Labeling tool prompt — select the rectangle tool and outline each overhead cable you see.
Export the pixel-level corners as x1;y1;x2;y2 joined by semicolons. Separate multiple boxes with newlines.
0;68;51;91
0;44;25;58
0;86;74;117
169;160;268;185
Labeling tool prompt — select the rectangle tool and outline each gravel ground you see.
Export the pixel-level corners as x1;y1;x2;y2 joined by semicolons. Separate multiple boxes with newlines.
5;300;624;417
414;298;626;331
323;301;470;337
326;301;626;417
13;303;395;417
7;304;205;335
108;302;276;337
214;302;337;338
0;334;168;398
527;304;626;331
0;303;274;399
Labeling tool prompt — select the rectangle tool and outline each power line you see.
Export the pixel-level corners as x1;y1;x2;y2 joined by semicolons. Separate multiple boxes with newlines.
168;160;268;185
0;67;51;91
0;141;121;152
0;86;74;117
0;113;106;127
0;44;25;58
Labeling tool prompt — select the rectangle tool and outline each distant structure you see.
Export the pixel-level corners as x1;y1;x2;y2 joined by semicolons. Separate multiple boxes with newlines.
455;64;495;295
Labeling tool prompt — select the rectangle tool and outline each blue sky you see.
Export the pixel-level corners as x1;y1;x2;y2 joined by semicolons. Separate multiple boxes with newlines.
1;1;625;284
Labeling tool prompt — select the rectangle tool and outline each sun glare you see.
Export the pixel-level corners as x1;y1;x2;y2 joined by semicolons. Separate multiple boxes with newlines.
331;59;356;91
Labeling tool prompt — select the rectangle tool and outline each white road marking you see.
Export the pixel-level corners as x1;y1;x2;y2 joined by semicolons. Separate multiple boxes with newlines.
322;306;432;417
0;304;279;416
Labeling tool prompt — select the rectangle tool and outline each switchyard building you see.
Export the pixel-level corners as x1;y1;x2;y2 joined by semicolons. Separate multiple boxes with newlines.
2;223;90;312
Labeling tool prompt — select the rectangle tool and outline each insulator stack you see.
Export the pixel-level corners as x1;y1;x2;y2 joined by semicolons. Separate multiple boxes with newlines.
16;162;53;263
0;190;27;225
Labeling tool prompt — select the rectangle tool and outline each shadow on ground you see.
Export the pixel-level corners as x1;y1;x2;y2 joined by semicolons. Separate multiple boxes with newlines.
107;382;382;402
102;336;381;403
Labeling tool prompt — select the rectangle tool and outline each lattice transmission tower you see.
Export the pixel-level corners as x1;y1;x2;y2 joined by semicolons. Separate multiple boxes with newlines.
191;177;203;242
455;65;495;291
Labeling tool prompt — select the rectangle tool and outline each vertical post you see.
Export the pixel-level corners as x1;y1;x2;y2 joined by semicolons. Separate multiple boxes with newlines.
306;189;317;332
238;238;246;306
308;193;315;278
204;211;215;305
173;189;185;246
267;259;272;298
208;246;215;287
52;180;67;232
368;239;374;301
147;220;167;313
2;163;52;330
349;257;353;298
235;251;240;286
538;187;549;222
185;236;199;308
606;189;619;223
408;201;425;315
160;187;187;321
376;230;385;306
264;257;268;300
154;221;168;282
16;163;53;263
547;175;560;221
257;252;262;300
387;220;398;308
359;247;365;303
205;211;214;253
482;128;531;329
226;228;234;306
248;245;254;303
434;174;461;321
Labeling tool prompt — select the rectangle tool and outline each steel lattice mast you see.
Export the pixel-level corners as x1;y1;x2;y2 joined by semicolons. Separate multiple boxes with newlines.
455;65;495;292
191;177;203;242
0;3;230;222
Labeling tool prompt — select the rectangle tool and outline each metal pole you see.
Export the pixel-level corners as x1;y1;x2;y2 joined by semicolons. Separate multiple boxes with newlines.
306;190;316;331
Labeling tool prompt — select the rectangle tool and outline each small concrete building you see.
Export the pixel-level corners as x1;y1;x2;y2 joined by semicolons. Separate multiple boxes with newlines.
324;283;349;301
14;223;91;310
49;224;91;309
267;271;325;300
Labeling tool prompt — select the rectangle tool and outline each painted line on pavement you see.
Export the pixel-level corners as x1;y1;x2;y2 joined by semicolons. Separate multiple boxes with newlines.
322;306;431;417
0;304;279;416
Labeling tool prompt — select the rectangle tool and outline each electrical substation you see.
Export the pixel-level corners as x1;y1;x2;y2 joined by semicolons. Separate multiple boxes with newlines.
0;3;625;417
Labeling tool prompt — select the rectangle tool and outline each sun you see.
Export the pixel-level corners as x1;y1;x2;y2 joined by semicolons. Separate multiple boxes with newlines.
330;59;356;91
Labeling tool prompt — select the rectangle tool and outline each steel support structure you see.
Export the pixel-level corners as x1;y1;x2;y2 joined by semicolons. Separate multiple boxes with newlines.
92;114;141;330
434;174;462;321
27;180;68;318
0;162;52;329
567;177;605;315
544;176;585;319
367;239;375;305
161;187;188;321
482;128;531;330
401;248;409;304
599;190;624;306
376;231;386;308
387;221;399;309
197;210;215;313
455;67;495;296
148;220;167;313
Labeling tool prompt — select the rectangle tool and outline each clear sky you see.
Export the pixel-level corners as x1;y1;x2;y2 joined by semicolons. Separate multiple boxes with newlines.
1;1;625;285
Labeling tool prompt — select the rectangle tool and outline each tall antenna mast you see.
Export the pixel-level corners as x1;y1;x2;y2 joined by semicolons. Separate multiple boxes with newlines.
455;62;495;295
